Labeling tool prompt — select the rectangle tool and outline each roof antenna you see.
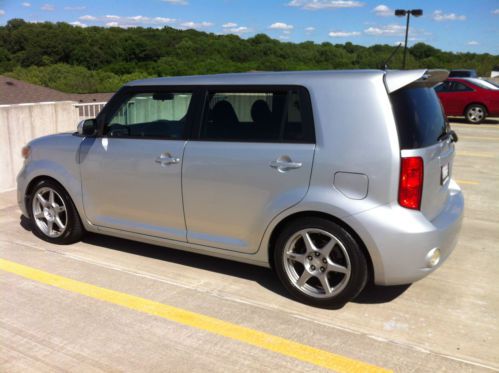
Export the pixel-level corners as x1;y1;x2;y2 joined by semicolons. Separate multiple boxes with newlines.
380;43;402;70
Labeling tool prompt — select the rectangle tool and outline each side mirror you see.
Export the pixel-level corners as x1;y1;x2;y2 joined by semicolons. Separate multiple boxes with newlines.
77;119;97;136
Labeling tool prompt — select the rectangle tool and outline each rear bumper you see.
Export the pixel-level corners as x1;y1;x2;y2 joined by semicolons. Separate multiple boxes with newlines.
346;179;464;286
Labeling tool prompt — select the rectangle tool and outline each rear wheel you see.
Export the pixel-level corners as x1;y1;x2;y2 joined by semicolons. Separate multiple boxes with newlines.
28;179;84;244
465;104;487;124
274;217;368;308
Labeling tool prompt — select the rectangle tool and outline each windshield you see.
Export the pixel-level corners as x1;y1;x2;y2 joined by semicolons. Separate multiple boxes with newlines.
390;87;448;150
467;78;499;90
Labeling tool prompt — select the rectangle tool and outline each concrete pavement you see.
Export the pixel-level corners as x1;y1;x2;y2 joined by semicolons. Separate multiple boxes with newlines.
1;121;498;372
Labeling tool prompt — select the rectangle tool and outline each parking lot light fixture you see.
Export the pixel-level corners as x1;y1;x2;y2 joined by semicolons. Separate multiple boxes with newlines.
395;9;423;69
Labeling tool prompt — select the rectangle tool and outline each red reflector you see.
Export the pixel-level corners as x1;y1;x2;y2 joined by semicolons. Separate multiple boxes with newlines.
399;156;424;210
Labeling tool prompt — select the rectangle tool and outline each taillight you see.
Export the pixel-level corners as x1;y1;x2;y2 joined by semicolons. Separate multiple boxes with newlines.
399;156;424;210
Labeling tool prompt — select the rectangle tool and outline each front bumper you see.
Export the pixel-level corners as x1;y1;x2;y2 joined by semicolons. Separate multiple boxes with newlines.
346;179;464;286
16;164;29;217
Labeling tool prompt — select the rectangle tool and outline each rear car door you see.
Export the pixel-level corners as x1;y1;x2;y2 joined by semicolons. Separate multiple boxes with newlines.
80;88;195;241
182;87;315;253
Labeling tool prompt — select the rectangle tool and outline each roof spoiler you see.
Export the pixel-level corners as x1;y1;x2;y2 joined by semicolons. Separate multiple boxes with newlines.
384;69;449;93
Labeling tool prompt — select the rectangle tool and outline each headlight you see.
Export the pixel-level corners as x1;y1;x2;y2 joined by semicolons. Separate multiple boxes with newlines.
21;145;31;160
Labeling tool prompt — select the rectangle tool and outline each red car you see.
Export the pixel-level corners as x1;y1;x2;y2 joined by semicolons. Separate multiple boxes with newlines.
434;78;499;124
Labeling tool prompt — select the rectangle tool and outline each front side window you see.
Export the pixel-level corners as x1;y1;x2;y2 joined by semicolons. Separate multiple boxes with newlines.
105;92;192;139
199;89;312;143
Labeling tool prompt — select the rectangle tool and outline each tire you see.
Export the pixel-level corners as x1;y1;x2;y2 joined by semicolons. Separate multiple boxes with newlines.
465;104;487;124
273;217;368;308
28;179;84;244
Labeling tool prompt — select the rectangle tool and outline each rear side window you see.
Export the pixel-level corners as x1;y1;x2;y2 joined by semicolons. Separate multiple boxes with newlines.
199;89;314;143
390;87;448;149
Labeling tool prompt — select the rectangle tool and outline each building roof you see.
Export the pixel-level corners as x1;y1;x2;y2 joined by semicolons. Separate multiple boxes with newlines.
0;75;113;105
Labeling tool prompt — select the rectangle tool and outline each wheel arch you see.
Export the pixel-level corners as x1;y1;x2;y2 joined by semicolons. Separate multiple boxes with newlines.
267;211;374;283
24;175;84;226
463;102;488;116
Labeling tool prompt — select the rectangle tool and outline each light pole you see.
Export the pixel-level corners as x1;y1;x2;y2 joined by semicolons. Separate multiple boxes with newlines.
395;9;423;69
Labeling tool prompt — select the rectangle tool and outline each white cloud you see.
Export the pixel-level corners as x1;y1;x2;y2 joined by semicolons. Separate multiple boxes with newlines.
70;21;87;27
83;14;174;28
287;0;364;10
64;6;86;11
305;26;315;33
467;40;479;46
162;0;188;4
492;9;499;15
269;22;294;30
129;15;149;22
221;22;250;34
432;10;466;21
41;3;54;11
373;4;392;17
364;24;405;36
154;17;175;24
223;26;250;35
329;30;360;37
79;15;97;21
180;21;213;29
22;2;31;7
0;9;4;16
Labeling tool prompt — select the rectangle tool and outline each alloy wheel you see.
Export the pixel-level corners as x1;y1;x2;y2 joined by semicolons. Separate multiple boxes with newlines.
32;187;68;238
282;228;351;298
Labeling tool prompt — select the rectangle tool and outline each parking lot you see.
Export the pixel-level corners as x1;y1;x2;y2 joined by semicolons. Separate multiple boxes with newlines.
1;120;498;372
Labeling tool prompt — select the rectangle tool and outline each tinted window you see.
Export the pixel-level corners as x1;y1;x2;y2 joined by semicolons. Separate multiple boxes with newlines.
200;89;313;143
452;82;473;92
434;82;450;92
390;87;448;149
105;92;192;139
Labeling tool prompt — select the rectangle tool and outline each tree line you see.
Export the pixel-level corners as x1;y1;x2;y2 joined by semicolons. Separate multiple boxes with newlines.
1;18;497;93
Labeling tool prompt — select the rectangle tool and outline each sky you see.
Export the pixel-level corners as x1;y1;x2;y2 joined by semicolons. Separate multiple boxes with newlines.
0;0;498;54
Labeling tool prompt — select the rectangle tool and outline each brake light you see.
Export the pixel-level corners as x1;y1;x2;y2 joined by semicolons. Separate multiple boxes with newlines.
399;156;424;210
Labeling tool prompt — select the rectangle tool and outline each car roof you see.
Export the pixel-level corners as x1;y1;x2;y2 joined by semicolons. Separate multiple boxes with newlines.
126;70;386;87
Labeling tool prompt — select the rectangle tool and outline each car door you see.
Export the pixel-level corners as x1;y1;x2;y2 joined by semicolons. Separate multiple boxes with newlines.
435;81;457;115
182;87;316;253
79;89;195;241
449;81;475;114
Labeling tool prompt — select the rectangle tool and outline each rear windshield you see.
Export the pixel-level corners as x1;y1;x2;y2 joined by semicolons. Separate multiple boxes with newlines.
390;87;448;149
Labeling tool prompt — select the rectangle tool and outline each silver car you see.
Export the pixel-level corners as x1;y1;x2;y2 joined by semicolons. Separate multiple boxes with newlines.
17;69;464;307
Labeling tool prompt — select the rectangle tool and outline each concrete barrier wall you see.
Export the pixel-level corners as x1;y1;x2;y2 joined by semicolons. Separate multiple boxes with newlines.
0;101;79;192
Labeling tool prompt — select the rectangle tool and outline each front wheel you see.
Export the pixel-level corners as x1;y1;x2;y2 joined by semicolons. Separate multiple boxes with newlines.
28;179;84;244
274;217;368;308
465;104;487;124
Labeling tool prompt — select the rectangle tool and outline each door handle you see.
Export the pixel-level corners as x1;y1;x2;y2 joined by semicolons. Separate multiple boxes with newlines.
269;159;302;172
155;153;180;166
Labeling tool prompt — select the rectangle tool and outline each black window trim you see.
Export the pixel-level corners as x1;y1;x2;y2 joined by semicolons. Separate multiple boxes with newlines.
95;84;315;144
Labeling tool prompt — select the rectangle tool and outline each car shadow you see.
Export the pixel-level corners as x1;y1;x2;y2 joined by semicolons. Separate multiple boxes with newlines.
449;117;499;125
353;282;410;304
20;215;409;308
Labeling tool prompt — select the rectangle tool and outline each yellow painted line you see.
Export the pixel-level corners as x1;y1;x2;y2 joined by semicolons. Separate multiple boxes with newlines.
459;136;499;142
455;179;480;185
0;258;389;373
457;150;495;158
